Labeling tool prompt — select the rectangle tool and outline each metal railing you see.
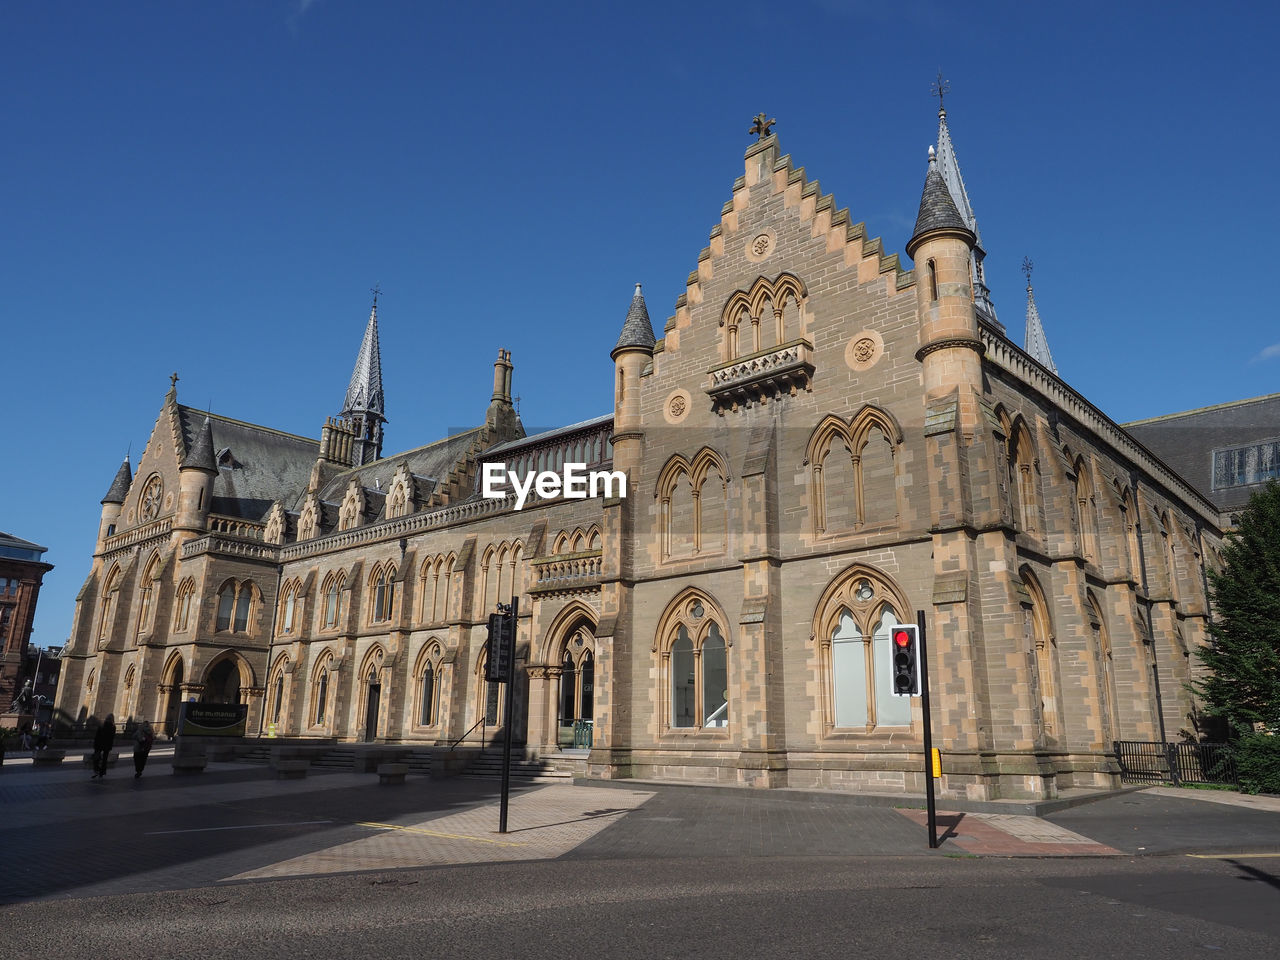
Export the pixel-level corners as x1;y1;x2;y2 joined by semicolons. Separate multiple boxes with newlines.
1113;740;1238;787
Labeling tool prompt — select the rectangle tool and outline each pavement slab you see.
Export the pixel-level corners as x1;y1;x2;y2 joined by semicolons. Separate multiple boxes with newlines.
226;784;654;878
895;809;1120;856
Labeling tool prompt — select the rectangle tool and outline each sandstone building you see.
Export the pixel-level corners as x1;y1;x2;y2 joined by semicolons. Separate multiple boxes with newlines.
56;108;1223;801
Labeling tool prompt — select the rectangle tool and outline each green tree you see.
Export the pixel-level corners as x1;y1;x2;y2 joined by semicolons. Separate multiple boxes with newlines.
1193;480;1280;734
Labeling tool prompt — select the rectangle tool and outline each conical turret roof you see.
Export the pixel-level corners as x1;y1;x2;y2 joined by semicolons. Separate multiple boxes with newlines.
101;456;132;504
907;149;973;258
182;417;218;472
612;283;656;358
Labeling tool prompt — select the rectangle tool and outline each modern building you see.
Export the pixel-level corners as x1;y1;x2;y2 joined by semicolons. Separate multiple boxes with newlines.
0;532;54;710
1125;393;1280;523
56;107;1223;801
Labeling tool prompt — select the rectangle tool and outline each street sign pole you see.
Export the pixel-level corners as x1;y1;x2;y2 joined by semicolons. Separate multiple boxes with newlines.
498;596;518;833
917;608;938;849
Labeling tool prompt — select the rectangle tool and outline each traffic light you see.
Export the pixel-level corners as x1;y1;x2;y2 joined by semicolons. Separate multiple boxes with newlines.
485;611;513;683
890;623;920;697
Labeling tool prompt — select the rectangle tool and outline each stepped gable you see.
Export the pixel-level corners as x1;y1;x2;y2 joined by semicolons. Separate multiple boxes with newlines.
175;405;319;521
658;132;917;347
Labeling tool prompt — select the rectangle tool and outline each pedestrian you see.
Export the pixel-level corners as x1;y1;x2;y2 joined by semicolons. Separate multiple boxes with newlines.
19;721;33;751
91;714;115;779
133;720;155;778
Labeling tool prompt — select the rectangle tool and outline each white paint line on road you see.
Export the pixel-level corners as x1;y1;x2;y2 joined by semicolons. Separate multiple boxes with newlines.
146;820;333;836
1186;852;1280;859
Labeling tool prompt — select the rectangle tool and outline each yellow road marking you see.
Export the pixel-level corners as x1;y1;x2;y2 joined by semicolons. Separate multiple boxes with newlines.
1186;853;1280;859
355;821;528;847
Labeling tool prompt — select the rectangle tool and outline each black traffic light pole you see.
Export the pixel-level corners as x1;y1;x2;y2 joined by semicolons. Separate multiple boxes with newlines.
917;609;938;849
498;597;518;834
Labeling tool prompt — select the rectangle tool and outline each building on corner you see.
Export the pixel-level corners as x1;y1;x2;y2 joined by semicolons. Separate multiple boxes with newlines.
55;107;1224;801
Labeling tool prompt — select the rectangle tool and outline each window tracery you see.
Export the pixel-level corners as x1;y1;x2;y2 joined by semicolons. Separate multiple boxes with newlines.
655;592;730;731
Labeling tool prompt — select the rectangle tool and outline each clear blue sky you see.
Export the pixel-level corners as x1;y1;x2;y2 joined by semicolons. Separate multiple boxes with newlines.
4;1;1277;650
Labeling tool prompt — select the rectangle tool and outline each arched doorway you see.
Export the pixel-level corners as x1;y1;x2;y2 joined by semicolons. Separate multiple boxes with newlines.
558;625;596;749
204;658;242;704
164;659;185;738
364;665;381;742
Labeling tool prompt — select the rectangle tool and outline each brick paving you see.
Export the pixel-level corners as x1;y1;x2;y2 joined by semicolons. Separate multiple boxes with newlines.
895;809;1120;856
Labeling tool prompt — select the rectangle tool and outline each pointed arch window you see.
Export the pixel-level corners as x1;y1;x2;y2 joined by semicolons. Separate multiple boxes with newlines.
1020;569;1059;740
320;572;345;631
173;578;195;633
416;641;444;728
98;566;122;643
1074;459;1099;563
370;564;396;624
657;450;729;561
215;580;257;634
311;655;333;727
807;409;902;536
136;553;162;640
814;571;914;732
279;580;302;636
658;595;730;731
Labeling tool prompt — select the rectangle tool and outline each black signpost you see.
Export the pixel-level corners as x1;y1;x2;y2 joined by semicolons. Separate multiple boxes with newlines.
917;609;938;848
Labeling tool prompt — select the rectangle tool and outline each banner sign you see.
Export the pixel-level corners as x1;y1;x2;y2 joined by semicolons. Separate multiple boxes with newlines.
179;702;248;737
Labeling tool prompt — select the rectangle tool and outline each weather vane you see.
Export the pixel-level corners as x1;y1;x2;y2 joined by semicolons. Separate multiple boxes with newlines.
930;70;950;111
371;282;381;307
1022;256;1034;286
749;113;776;141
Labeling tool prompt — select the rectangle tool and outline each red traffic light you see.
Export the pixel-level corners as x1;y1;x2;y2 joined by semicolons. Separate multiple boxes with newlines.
893;629;912;647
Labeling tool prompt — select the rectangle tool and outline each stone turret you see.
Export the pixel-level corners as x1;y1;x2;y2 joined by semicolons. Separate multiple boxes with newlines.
97;456;132;548
906;147;981;433
175;417;217;535
611;283;655;440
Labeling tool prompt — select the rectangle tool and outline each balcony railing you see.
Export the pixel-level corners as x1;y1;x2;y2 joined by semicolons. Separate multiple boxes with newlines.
529;550;603;594
706;338;814;413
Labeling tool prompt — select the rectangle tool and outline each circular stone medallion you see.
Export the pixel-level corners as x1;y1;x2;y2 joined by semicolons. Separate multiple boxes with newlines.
664;389;692;425
845;329;884;371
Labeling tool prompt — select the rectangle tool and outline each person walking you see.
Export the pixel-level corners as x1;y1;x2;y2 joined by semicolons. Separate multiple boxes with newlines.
133;720;155;778
92;715;115;779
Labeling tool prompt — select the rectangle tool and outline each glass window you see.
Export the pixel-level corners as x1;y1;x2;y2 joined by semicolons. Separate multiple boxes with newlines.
324;582;339;628
831;610;867;727
671;628;696;728
702;624;728;728
315;670;328;724
216;587;235;632
872;608;911;726
420;670;436;726
233;586;251;632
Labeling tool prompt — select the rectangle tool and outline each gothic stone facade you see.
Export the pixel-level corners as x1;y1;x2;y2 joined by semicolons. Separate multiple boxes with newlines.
57;134;1222;801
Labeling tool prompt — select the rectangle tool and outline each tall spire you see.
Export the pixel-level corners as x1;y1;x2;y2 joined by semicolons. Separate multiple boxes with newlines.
339;290;386;466
1022;257;1058;375
931;73;1001;332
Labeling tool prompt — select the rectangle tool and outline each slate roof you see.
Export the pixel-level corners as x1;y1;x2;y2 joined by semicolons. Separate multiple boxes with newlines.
101;457;133;505
907;152;974;256
176;406;319;522
612;283;656;357
182;417;217;472
309;425;491;514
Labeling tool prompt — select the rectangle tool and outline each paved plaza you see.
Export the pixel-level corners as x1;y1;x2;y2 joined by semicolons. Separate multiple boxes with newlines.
1;748;1278;905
